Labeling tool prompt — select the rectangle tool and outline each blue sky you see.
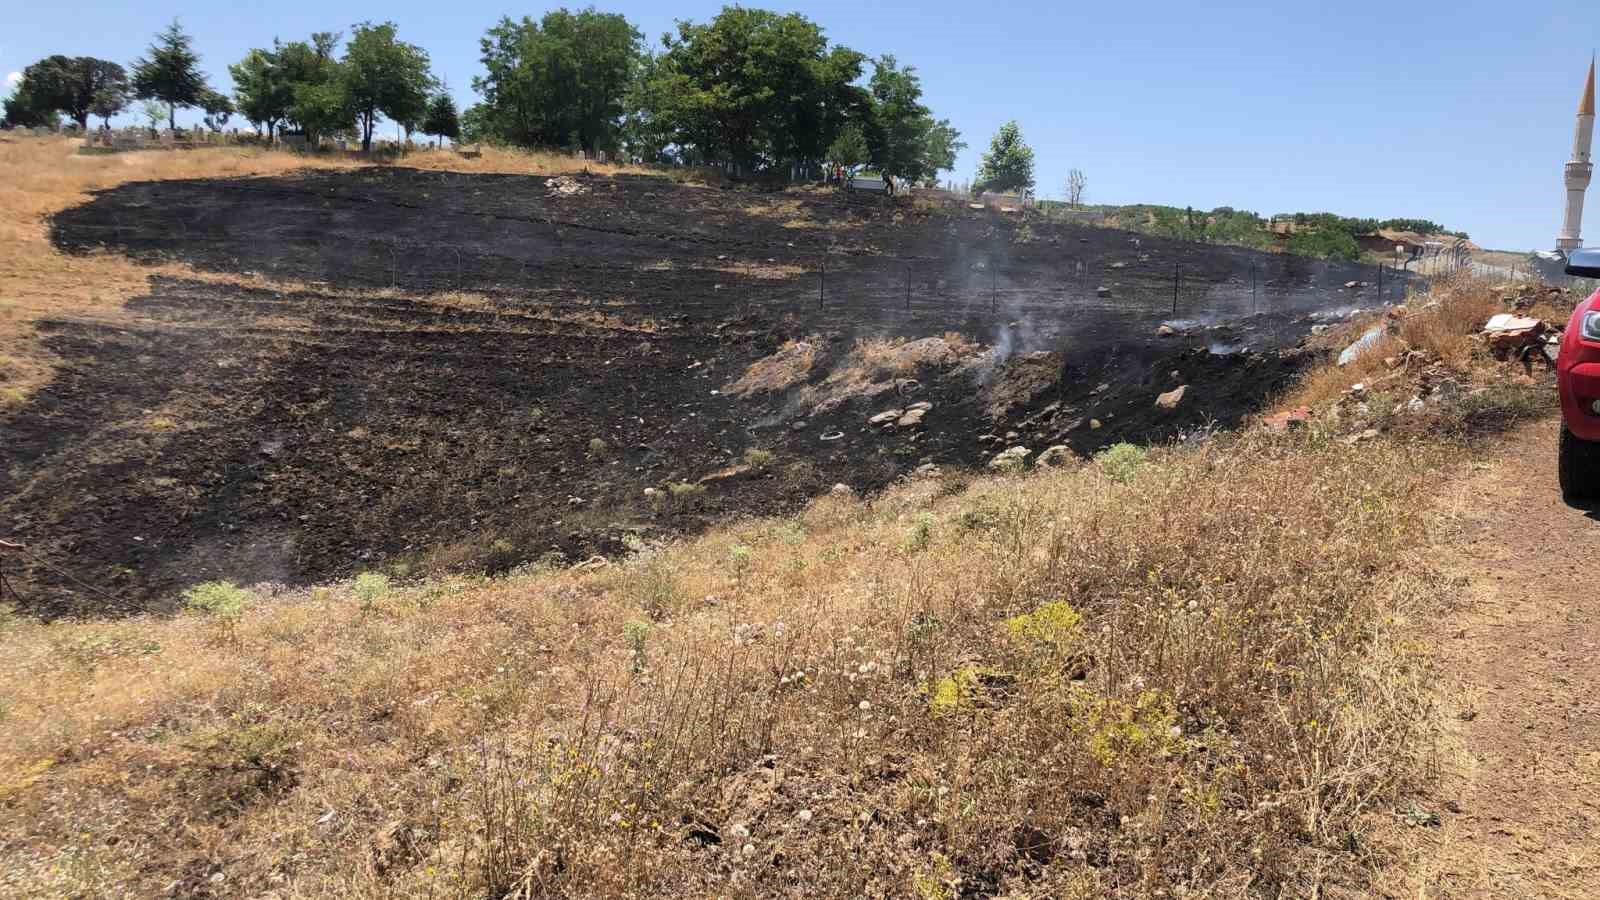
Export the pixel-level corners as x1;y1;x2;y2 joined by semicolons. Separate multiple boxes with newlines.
4;1;1594;250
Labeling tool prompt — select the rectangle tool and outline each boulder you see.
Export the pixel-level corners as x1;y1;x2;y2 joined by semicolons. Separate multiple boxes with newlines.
1155;385;1188;411
868;409;903;426
988;446;1032;470
1156;324;1176;337
1036;445;1075;467
896;408;927;428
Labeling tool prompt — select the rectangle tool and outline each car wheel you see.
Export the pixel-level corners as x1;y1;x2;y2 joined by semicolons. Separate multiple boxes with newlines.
1559;423;1600;503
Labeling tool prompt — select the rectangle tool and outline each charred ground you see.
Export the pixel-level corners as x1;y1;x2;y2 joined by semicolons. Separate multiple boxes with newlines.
8;167;1415;614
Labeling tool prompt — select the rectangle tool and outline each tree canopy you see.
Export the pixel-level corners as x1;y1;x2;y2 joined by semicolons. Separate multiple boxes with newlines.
341;22;435;152
4;57;128;129
132;20;211;130
975;120;1035;195
422;92;461;145
470;9;642;153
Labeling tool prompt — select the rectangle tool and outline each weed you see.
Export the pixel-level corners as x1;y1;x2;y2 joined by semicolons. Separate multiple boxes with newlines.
352;572;391;610
183;581;250;641
1095;442;1148;483
587;437;609;457
901;512;935;553
623;620;651;674
743;447;776;470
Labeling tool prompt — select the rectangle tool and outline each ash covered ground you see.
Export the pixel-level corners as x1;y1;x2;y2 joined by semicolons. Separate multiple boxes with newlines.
6;167;1416;614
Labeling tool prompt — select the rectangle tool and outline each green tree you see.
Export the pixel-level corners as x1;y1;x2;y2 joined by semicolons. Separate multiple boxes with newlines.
826;123;868;176
922;119;965;185
7;57;128;130
229;47;291;139
644;7;866;173
421;92;461;146
974;120;1035;195
340;21;434;153
132;20;211;130
472;9;642;153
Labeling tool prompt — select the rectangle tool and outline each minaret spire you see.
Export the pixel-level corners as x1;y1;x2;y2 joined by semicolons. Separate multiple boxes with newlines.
1558;57;1596;251
1582;56;1596;117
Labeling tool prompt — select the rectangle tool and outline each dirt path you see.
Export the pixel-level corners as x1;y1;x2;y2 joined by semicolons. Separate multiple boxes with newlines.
1398;417;1600;897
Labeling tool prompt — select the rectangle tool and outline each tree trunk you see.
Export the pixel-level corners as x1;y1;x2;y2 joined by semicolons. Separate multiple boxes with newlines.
168;103;176;131
75;113;89;130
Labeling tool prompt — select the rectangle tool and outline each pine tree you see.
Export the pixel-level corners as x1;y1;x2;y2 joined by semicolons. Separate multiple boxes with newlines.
132;20;209;130
974;120;1035;196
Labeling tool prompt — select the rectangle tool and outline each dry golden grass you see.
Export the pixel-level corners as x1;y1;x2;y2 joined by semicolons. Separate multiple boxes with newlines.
725;338;820;397
1278;273;1507;411
0;420;1458;897
0;136;643;409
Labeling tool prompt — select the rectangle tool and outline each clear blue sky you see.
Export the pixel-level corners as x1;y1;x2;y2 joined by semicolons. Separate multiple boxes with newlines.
4;0;1595;250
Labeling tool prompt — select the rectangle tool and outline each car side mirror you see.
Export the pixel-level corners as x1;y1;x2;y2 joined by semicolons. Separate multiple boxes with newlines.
1567;249;1600;278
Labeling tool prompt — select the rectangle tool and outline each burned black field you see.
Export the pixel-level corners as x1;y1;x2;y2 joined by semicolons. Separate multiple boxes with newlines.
7;167;1412;614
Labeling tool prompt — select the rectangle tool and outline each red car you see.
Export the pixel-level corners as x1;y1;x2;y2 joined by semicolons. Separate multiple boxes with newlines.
1559;250;1600;501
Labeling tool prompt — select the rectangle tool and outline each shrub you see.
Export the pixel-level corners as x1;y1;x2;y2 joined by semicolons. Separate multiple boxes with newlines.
743;447;776;470
901;512;935;553
587;437;608;457
623;619;650;673
183;581;250;641
666;481;706;510
1094;442;1148;483
352;572;391;609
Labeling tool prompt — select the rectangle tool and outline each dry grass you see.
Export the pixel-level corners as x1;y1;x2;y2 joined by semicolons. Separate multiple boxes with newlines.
1279;273;1506;411
725;338;820;397
0;422;1454;897
797;333;982;411
0;136;644;410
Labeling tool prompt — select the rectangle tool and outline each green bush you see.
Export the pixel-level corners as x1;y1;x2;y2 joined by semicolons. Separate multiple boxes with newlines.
1095;443;1149;484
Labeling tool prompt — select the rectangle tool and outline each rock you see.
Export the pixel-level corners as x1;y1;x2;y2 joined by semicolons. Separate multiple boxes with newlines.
830;483;854;496
1096;286;1112;297
1109;261;1127;269
1156;324;1176;337
1155;385;1188;411
1090;382;1109;395
1004;431;1020;440
1344;280;1360;289
977;434;999;444
1089;418;1102;430
1406;397;1426;414
1261;405;1313;434
868;409;903;426
1341;428;1381;445
1337;327;1385;367
914;463;941;477
896;408;927;428
1036;445;1075;467
988;446;1032;470
905;401;933;412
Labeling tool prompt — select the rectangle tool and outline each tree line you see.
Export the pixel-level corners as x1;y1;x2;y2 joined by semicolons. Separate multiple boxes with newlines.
2;6;1047;192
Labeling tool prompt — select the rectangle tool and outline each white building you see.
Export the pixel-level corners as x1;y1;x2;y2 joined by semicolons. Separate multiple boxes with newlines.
1557;57;1596;251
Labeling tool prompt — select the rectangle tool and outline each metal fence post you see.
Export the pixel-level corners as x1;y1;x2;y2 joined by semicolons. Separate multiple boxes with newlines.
819;256;825;308
1172;262;1180;316
905;264;911;311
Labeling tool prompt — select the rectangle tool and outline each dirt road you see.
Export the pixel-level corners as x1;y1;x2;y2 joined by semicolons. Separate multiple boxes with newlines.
1399;417;1600;897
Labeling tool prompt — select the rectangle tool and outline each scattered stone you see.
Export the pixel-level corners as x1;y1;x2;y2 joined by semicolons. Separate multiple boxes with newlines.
1096;286;1112;297
829;483;853;496
988;446;1032;470
977;434;999;444
896;408;927;428
1341;428;1381;445
1090;382;1109;395
914;463;941;477
1109;261;1127;269
868;409;903;426
1156;324;1176;337
1155;385;1188;411
905;401;933;412
1261;405;1313;434
1004;431;1020;440
1344;280;1360;289
1036;445;1075;467
1089;418;1102;430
